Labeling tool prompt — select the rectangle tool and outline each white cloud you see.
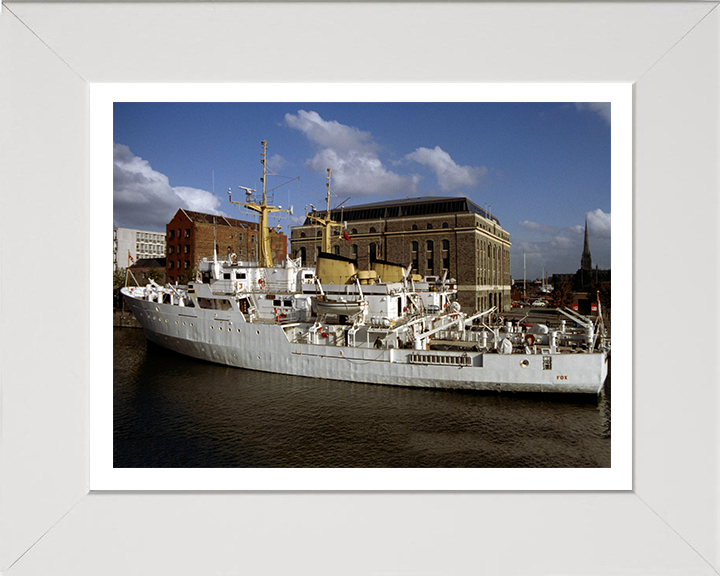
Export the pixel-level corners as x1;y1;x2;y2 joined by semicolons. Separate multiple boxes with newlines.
285;110;419;196
285;110;376;153
511;210;611;279
405;146;488;192
586;208;611;238
575;102;611;125
266;153;289;172
113;143;226;230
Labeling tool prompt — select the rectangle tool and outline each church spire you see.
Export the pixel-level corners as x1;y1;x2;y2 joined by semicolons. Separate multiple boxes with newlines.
581;218;592;271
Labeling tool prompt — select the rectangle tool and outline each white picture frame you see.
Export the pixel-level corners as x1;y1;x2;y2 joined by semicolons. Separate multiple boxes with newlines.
1;2;718;574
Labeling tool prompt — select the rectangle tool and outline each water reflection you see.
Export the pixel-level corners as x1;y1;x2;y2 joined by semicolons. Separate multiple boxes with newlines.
114;327;610;468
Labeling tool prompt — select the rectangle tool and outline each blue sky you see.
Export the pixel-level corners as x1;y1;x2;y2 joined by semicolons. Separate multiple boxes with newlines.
114;101;610;280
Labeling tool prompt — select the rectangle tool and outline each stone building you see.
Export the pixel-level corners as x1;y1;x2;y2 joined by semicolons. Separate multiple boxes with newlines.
290;197;511;312
165;209;287;284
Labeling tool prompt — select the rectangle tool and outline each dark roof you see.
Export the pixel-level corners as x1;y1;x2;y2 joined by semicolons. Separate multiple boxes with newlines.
180;209;255;230
131;258;166;268
304;196;500;225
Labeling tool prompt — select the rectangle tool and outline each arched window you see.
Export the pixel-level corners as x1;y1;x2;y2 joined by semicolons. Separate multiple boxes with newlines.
370;227;377;233
426;241;434;274
300;232;306;238
300;247;306;265
317;231;322;237
411;241;419;273
442;222;449;229
352;228;357;235
412;224;418;230
427;223;433;229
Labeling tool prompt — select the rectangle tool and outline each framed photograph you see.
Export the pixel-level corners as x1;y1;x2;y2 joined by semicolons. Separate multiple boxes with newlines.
93;83;631;492
2;2;718;574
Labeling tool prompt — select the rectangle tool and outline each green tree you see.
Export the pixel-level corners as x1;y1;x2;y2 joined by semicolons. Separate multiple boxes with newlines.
590;278;611;311
113;268;127;309
178;265;197;285
143;267;163;284
550;280;573;309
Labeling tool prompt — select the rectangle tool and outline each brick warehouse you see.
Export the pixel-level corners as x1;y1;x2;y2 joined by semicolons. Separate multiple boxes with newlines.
165;209;286;284
290;197;511;312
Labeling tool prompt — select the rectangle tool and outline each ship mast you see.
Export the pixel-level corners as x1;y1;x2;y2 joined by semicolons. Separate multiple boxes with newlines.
307;168;345;254
228;140;292;268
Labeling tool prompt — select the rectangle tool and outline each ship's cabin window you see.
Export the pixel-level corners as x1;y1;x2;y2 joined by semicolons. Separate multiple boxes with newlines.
284;300;292;307
223;273;231;280
238;273;247;280
273;299;282;306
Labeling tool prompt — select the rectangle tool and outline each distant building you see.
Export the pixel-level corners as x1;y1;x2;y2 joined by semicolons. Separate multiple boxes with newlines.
128;257;167;285
165;209;287;284
290;196;512;312
114;227;166;269
550;220;610;314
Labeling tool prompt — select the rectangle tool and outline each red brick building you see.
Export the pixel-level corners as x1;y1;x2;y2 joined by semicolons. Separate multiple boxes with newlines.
165;209;287;284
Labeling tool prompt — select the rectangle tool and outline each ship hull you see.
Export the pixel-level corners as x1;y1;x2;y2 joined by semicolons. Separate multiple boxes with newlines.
124;294;608;394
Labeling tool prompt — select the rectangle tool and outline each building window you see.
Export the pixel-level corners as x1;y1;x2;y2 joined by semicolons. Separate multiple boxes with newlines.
352;245;358;257
185;261;190;269
300;232;306;238
442;239;450;271
169;230;175;239
427;240;434;274
300;247;306;265
442;222;449;229
370;227;376;233
334;246;340;255
412;224;418;230
427;223;433;229
185;229;191;238
184;245;189;254
169;261;174;269
351;229;358;235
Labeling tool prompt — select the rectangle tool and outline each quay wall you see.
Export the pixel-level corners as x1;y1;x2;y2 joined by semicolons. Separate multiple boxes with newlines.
113;309;141;328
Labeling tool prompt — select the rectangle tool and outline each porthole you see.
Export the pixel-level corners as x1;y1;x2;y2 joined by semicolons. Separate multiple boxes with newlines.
520;359;530;368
